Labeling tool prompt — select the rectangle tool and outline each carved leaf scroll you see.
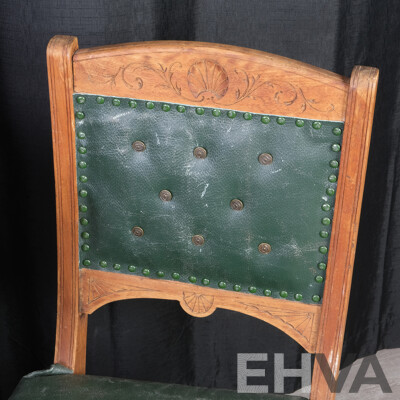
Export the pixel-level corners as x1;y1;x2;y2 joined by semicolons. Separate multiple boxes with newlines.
87;277;158;304
239;301;315;344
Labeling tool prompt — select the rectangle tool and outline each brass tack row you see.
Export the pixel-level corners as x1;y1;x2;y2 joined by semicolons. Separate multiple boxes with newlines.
131;225;270;254
311;125;343;296
77;95;334;132
75;98;92;269
133;141;273;167
94;260;314;300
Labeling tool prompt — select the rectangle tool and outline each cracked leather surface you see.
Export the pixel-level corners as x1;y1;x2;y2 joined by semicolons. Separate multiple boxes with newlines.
10;373;307;399
74;95;343;304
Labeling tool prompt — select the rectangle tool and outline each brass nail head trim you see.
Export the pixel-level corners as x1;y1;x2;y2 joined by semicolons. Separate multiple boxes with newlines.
258;242;271;254
132;226;144;237
192;234;205;246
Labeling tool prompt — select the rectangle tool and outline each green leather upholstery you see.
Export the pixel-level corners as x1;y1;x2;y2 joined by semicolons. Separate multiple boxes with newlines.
10;369;307;400
74;94;343;304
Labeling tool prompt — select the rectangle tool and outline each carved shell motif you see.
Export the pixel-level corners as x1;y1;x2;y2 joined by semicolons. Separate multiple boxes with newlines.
188;60;229;100
182;292;214;314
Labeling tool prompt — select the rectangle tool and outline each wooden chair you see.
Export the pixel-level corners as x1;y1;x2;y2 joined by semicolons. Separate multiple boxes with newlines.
10;35;378;400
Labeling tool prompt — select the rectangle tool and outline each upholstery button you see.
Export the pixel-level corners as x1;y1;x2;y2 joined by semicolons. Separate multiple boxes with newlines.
276;117;285;125
218;281;227;288
227;110;236;118
77;132;86;139
319;246;328;254
192;235;205;246
326;188;335;196
321;203;331;211
295;119;305;127
132;226;144;237
75;111;85;120
249;286;257;293
212;109;221;117
142;268;150;275
100;261;107;268
196;107;204;115
132;141;146;152
189;276;197;283
320;231;329;238
321;217;331;225
146;101;155;109
80;218;88;226
258;153;273;165
172;272;180;280
243;112;252;120
264;289;272;296
81;232;90;239
78;161;87;169
331;144;341;152
233;284;241;291
202;278;210;285
112;98;120;106
312;121;322;129
332;127;342;136
280;291;288;298
162;104;171;111
230;199;244;211
81;244;89;251
261;116;270;124
114;264;121;270
76;96;86;104
83;259;91;266
295;293;303;301
330;160;339;168
79;205;88;212
193;146;207;159
79;190;88;198
128;265;136;272
328;174;337;183
159;190;173;202
312;295;321;302
258;243;271;254
318;262;327;270
96;96;105;104
315;275;324;283
128;100;137;108
176;105;186;113
79;176;88;183
157;271;165;277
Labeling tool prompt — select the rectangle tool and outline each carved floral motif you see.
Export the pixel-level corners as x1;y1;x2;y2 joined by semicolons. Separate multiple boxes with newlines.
86;58;334;113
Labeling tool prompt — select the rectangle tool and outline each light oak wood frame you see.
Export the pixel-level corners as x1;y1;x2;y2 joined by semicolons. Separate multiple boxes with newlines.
47;35;378;400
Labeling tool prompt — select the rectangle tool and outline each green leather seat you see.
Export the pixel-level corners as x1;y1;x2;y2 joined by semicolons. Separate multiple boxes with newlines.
10;366;307;400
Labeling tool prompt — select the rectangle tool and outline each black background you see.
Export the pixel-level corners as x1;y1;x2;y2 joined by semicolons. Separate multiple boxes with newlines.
1;1;400;399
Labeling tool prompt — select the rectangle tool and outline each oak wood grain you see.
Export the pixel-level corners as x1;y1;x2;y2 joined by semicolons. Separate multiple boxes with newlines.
310;66;379;400
80;268;321;353
73;41;349;121
47;35;88;374
47;37;378;393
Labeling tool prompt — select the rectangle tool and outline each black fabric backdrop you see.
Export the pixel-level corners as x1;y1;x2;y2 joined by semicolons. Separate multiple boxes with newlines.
1;0;400;399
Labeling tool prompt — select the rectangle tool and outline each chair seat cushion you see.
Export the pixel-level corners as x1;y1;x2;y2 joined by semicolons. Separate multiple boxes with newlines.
11;373;307;400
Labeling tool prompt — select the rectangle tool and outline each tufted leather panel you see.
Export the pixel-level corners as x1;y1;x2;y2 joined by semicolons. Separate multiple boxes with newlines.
10;370;307;400
74;95;343;304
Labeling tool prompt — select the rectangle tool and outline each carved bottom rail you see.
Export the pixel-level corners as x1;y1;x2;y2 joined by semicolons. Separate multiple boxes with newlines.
80;268;321;352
